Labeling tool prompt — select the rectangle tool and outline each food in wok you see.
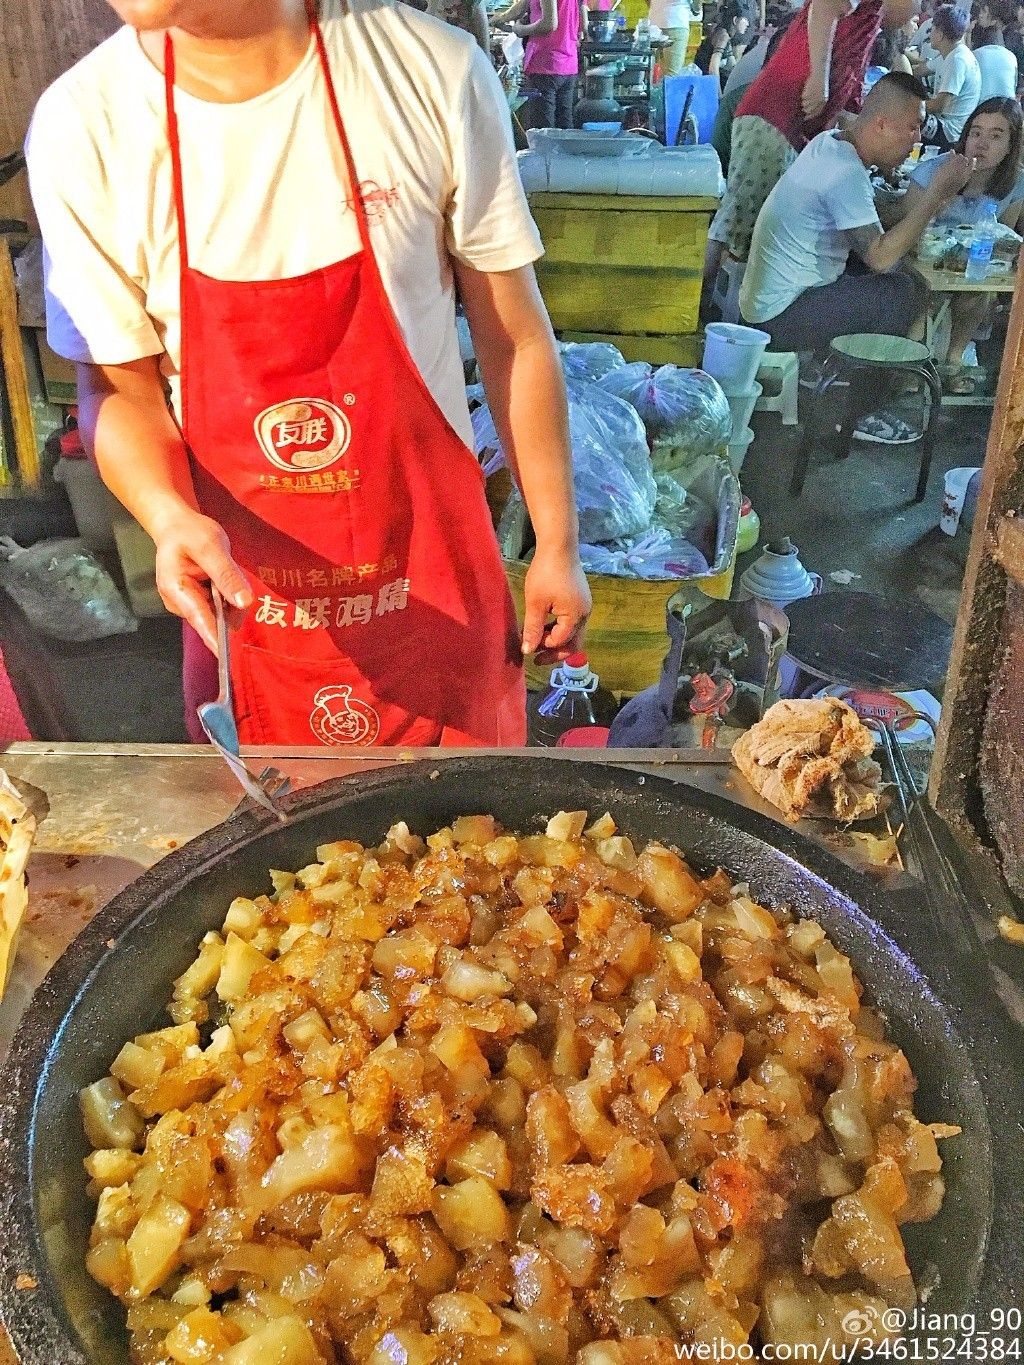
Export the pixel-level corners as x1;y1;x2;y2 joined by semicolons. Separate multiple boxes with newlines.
79;810;957;1363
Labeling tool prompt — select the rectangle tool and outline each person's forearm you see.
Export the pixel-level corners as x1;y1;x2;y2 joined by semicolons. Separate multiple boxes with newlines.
926;90;951;114
77;365;200;539
469;2;490;49
806;0;841;97
708;50;723;74
477;334;578;555
869;189;947;271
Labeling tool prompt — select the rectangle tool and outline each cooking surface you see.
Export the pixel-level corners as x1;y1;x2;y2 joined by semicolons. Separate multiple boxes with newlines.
1;746;1022;1363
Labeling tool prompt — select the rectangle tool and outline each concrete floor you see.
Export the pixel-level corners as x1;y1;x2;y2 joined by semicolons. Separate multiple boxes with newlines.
3;399;990;744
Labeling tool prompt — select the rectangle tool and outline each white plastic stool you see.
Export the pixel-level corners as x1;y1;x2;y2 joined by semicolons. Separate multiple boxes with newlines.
710;255;746;324
754;351;799;426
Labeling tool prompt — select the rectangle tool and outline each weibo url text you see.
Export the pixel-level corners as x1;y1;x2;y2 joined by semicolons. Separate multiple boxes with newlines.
672;1307;1023;1362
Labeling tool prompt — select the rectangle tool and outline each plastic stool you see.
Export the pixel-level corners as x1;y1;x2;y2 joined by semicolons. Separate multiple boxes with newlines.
710;255;746;324
755;351;799;426
790;333;941;502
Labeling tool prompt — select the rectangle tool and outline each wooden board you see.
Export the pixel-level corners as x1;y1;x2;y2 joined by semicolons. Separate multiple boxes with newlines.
0;240;38;489
0;1;118;154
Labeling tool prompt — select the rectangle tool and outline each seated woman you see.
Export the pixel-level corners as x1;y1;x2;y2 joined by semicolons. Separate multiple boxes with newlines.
694;3;752;86
899;96;1024;392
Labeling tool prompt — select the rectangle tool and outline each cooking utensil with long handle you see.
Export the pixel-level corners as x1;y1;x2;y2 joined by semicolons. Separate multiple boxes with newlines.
196;588;289;821
875;716;981;973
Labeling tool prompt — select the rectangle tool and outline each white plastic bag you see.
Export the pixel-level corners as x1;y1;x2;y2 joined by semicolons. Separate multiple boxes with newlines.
0;537;138;642
559;341;626;384
598;363;732;448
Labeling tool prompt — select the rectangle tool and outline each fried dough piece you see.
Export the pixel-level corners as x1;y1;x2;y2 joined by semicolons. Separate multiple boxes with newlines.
733;700;882;822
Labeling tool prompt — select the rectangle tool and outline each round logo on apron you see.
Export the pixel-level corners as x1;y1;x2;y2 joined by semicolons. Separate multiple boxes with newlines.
254;398;352;472
310;685;381;746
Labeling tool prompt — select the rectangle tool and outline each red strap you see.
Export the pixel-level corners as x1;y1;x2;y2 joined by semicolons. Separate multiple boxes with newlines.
164;7;373;267
163;32;190;271
304;0;375;258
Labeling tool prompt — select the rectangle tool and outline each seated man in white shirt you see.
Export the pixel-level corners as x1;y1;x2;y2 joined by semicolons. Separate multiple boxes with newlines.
923;4;982;147
971;22;1018;99
740;73;971;437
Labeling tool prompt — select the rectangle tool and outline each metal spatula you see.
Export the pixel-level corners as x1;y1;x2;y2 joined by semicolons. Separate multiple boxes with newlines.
197;588;289;821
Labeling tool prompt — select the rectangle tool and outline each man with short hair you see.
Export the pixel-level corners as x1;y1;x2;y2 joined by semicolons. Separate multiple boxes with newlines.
924;4;982;146
740;73;971;352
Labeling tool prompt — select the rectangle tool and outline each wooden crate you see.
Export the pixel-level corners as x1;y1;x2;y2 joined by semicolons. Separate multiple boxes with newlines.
499;456;739;696
527;192;718;339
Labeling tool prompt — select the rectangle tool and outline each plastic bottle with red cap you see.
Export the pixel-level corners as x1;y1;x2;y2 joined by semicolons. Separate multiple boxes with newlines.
526;653;618;747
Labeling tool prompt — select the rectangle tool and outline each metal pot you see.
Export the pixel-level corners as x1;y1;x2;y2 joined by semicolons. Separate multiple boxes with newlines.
590;16;618;41
1;757;1021;1362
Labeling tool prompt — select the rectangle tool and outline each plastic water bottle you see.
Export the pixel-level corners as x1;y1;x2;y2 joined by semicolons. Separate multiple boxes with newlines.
965;199;999;282
527;653;618;746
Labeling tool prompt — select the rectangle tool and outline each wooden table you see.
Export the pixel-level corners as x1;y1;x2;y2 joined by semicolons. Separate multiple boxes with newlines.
916;259;1018;407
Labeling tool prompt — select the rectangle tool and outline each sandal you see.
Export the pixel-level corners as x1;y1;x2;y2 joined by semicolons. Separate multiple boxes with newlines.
943;367;977;396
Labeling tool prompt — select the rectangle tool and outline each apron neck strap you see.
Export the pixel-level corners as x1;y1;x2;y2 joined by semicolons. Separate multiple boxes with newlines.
163;32;190;271
162;2;374;272
305;0;375;258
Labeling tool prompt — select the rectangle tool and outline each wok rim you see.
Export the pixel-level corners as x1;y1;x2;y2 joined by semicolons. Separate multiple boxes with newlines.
1;755;1021;1361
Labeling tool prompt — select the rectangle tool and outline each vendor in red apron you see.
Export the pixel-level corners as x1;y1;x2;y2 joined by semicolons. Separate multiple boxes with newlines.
27;0;589;747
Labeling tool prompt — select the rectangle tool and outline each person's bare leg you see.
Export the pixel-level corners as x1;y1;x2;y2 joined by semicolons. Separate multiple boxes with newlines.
946;292;991;366
702;238;726;312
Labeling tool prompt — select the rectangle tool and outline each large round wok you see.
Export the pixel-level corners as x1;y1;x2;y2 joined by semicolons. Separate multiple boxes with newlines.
1;757;1022;1363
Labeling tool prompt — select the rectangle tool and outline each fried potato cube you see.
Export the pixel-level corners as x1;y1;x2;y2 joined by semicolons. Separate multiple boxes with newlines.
258;1126;367;1211
372;930;438;980
445;1129;513;1190
429;1022;489;1078
282;1009;331;1053
80;1078;145;1151
433;1177;511;1250
545;811;588;842
585;813;617;840
371;1146;434;1217
441;959;513;1002
165;1306;240;1362
85;1149;143;1190
526;1087;581;1168
428;1290;502;1336
564;1082;619;1161
173;933;225;1001
85;1236;131;1297
126;1194;191;1296
637;845;704;921
595;837;637;870
453;815;500;846
94;1183;139;1240
222;898;263;941
220;1316;324;1365
532;1165;616;1236
536;1223;604;1289
110;1041;166;1092
368;1328;440;1365
216;933;270;1003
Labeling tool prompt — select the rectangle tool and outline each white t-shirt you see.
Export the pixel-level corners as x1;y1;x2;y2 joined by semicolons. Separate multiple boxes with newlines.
935;42;982;142
974;43;1018;100
740;130;880;323
25;0;542;447
649;0;698;31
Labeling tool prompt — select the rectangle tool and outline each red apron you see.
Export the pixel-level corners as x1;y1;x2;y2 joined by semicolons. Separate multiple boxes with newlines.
168;5;526;747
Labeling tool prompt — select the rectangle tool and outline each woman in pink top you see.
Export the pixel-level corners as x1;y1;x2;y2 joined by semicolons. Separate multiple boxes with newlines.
500;0;589;126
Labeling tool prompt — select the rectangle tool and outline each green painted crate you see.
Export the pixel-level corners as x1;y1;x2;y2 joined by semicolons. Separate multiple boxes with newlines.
527;193;718;338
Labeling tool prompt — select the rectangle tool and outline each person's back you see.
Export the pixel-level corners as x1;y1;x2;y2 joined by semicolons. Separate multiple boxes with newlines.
972;27;1018;99
525;0;582;75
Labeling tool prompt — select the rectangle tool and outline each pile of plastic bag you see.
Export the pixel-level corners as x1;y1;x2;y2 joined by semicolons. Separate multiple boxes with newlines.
472;342;728;581
0;537;138;642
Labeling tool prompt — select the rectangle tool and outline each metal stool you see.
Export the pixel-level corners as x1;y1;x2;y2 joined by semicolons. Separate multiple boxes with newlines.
790;333;942;502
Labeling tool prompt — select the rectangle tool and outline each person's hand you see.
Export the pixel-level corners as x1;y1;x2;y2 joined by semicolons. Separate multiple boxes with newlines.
801;71;828;118
521;545;592;665
930;151;976;199
151;508;253;654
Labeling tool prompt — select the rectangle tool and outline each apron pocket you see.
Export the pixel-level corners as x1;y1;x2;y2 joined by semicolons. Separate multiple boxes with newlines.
230;640;444;748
